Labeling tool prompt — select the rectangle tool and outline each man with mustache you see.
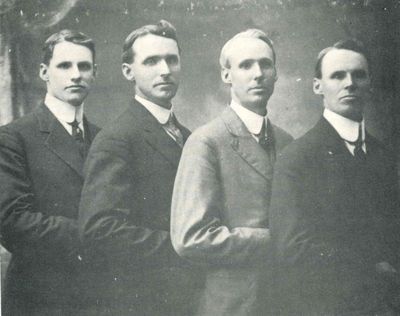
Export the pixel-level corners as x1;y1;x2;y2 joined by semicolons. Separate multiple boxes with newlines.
0;30;99;315
270;39;400;315
171;29;292;315
78;20;201;315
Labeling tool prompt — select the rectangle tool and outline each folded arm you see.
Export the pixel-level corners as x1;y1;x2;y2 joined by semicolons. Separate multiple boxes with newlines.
171;133;270;266
78;136;180;268
0;130;79;259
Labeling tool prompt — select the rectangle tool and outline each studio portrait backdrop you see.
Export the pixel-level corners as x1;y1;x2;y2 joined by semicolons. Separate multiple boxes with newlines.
1;0;399;290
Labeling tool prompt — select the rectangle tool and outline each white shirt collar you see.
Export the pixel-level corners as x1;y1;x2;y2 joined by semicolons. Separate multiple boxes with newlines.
230;100;267;135
323;108;365;142
44;93;84;124
135;95;172;125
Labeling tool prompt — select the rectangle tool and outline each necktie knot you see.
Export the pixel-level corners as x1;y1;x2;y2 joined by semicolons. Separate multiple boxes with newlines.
164;114;184;148
344;124;366;160
256;120;273;149
68;119;84;143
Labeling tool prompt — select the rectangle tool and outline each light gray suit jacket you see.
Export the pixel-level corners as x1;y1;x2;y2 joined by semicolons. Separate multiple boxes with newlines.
171;106;292;316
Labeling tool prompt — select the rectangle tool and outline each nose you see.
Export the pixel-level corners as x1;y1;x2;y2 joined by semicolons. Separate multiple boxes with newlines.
343;73;355;88
70;65;81;81
159;59;171;76
253;63;263;79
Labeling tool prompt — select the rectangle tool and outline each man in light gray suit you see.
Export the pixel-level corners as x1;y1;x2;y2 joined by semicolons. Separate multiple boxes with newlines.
171;29;292;316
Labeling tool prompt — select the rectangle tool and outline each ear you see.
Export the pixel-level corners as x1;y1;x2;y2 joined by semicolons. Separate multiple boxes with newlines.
221;67;231;84
122;63;135;81
39;63;49;82
313;78;323;95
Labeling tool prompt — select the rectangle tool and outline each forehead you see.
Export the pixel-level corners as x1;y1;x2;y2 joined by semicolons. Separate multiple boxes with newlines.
321;49;369;76
226;38;274;65
132;33;179;60
50;41;93;64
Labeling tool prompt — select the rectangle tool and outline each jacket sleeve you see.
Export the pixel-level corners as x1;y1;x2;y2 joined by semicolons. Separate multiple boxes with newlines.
78;135;181;269
171;133;270;266
0;129;79;259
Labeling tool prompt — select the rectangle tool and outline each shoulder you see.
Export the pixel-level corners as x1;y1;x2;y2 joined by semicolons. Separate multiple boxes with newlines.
91;108;139;145
186;115;228;148
0;110;42;148
276;122;325;170
270;123;293;150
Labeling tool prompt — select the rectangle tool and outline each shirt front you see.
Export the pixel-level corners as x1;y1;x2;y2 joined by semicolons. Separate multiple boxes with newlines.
44;93;84;136
230;100;268;142
323;108;366;155
135;95;182;143
135;95;171;125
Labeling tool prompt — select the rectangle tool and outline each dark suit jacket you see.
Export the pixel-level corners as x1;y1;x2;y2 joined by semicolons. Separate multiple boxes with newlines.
79;99;201;316
270;117;400;315
171;107;293;316
0;104;99;315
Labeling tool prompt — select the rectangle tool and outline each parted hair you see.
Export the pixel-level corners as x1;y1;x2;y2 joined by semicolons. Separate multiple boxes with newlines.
314;38;369;79
42;29;95;65
122;19;179;64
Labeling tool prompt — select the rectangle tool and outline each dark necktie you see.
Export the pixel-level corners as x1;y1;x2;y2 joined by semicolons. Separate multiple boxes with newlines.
164;114;184;148
257;119;273;152
346;124;366;161
68;119;84;144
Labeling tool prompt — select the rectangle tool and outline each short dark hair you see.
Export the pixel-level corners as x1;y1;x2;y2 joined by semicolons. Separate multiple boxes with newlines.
42;29;95;65
314;39;369;79
122;20;179;64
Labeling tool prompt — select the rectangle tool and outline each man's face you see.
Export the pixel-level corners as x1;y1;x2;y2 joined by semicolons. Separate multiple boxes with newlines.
40;41;95;107
222;37;276;115
313;49;370;121
123;34;181;109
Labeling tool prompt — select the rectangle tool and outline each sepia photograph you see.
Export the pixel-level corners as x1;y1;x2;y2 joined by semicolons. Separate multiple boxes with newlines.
1;0;400;315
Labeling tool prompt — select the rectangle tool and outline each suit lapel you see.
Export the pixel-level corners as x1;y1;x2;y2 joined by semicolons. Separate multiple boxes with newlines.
221;107;273;180
36;104;84;177
129;99;183;167
315;118;354;201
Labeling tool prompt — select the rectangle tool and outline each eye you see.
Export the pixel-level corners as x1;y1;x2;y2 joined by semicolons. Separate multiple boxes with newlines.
239;60;252;70
259;59;273;69
330;71;345;80
353;70;368;80
57;62;71;69
78;62;93;71
166;55;179;65
143;57;158;66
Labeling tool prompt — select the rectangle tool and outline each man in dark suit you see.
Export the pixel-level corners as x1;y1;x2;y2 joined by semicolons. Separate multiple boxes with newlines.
0;30;99;315
78;20;200;315
270;39;400;315
171;29;292;315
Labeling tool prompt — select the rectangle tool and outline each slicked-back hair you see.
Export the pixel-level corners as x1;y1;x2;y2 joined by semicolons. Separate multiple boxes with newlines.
42;29;95;65
219;29;276;69
314;39;369;79
122;20;179;64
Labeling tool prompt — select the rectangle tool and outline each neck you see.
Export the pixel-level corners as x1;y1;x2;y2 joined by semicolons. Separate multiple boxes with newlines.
232;97;267;116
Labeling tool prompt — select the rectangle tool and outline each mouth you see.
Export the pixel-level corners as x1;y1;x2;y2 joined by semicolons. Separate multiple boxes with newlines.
154;82;174;87
66;85;86;90
249;87;268;93
340;95;359;101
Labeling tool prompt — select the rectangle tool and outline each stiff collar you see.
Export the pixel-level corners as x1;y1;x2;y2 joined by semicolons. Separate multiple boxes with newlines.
323;109;365;142
44;93;84;124
230;100;267;135
135;95;173;125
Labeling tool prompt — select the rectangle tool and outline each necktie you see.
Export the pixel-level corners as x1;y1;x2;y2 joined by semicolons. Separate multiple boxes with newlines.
346;124;366;160
68;119;84;143
164;114;184;148
257;119;273;152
